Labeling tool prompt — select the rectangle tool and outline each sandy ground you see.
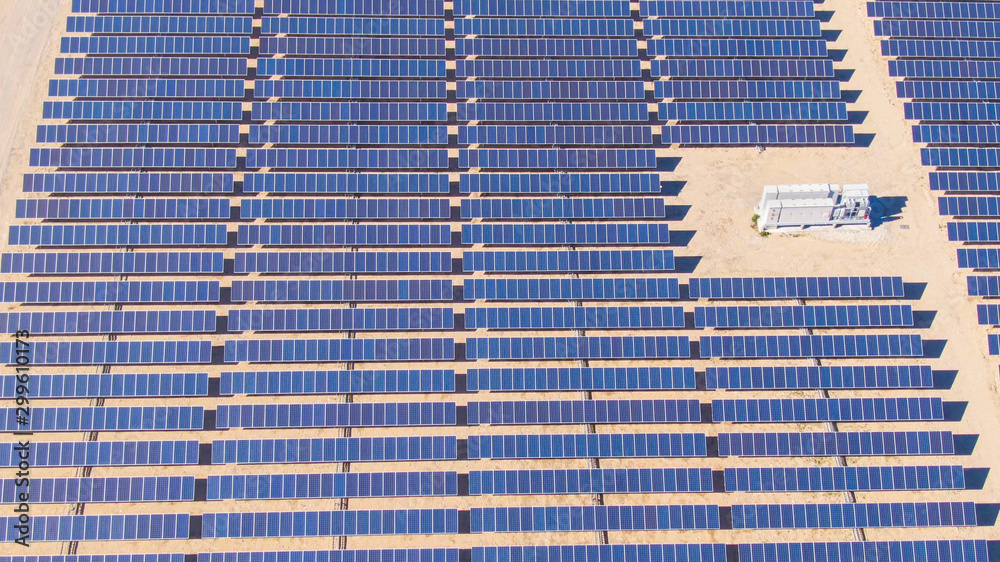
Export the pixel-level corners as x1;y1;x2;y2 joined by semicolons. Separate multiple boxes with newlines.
1;0;999;555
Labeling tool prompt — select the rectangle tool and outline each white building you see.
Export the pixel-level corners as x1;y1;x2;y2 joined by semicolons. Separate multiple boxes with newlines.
756;184;872;231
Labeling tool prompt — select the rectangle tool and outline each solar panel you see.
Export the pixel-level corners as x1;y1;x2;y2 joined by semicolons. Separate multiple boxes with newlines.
713;397;944;422
649;38;827;57
968;275;1000;296
240;198;450;219
958;248;1000;269
465;306;684;329
717;431;955;457
725;465;965;492
74;0;255;14
30;148;237;169
238;225;450;246
212;437;458;464
923;148;1000;168
641;1;815;17
55;56;248;76
37;123;240;144
17;198;230;219
220;370;456;395
1;555;184;562
659;101;847;121
228;308;453;332
906;102;1000;122
883;39;1000;58
868;1;1000;20
689;276;905;298
644;18;821;37
466;336;691;360
662;125;855;145
0;406;204;431
8;224;228;247
197;552;459;562
201;509;458;537
463;250;674;272
458;80;644;100
467;367;696;391
0;440;199;467
0;281;220;304
458;125;653;145
470;468;714;495
655;79;840;100
0;310;215;334
706;365;933;390
66;15;253;34
0;340;212;365
62;35;250;54
651;59;834;78
463;278;680;300
700;334;923;357
224;338;456;362
244;173;449;194
1;252;224;274
0;514;190;541
468;433;707;459
458;102;647;121
255;80;447;100
897;80;1000;100
471;505;721;533
207;472;458;500
231;280;452;302
260;38;445;56
463;224;669;245
0;476;196;503
264;0;445;16
913;125;1000;145
889;60;1000;79
256;59;446;78
948;221;1000;242
215;403;456;428
695;305;914;327
455;18;635;37
253;103;447;122
454;1;631;17
460;173;661;193
261;17;446;36
43;100;240;120
876;19;1000;39
989;334;1000;355
23;172;234;193
467;399;701;424
731;502;976;529
246;149;449;169
472;546;728;562
0;372;209;398
931;172;1000;192
460;199;665;219
737;541;989;562
455;38;638;57
248;125;448;145
234;252;451;274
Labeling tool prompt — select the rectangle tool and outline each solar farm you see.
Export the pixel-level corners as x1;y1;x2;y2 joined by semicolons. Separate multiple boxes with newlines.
0;0;999;560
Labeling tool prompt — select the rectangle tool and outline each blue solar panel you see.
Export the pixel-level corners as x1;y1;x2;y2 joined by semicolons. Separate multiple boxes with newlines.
700;335;923;358
0;281;220;304
457;60;641;79
463;224;669;245
62;35;249;54
8;224;228;247
264;0;444;16
212;437;457;464
958;248;1000;269
725;465;965;492
238;225;450;247
38;124;239;144
906;102;1000;121
256;59;446;78
0;406;204;431
930;172;1000;192
240;199;450;220
0;373;208;398
0;476;195;503
246;149;448;169
460;198;664;219
66;15;253;34
470;468;713;495
923;148;1000;168
0;310;215;334
463;250;674;272
202;509;458;537
989;334;1000;355
17;198;229;219
458;102;647;121
467;367;696;391
695;305;913;327
73;0;255;13
889;60;1000;78
913;125;1000;144
260;38;445;56
718;431;955;456
656;80;840;100
877;19;1000;39
731;502;976;529
220;370;455;395
458;80;644;100
0;440;199;467
468;433;707;459
738;541;989;562
466;336;690;360
467;399;701;424
249;125;447;145
868;1;1000;20
662;125;855;145
458;126;652;145
689;276;905;298
968;275;1000;296
649;38;827;57
207;472;458;500
0;340;212;365
455;1;631;16
215;403;456;428
460;173;660;193
254;102;448;122
948;222;1000;242
645;18;821;37
641;1;815;17
472;546;727;562
660;101;847;121
43;100;239;120
228;308;453;332
1;252;224;274
0;514;189;541
232;280;452;302
30;148;237;169
197;552;459;562
455;18;635;37
712;397;944;422
471;505;720;533
464;306;685;329
255;80;447;99
224;338;455;363
463;278;680;301
234;252;451;274
261;17;446;36
55;56;247;76
456;38;637;57
706;365;933;390
651;59;834;78
884;38;1000;58
23;172;233;193
897;80;1000;100
1;555;183;562
245;173;449;194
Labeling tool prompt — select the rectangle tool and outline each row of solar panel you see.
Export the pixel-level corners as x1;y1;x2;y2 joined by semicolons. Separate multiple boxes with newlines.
0;310;214;334
460;198;664;218
731;502;976;529
724;465;965;492
951;220;1000;242
470;505;721;533
0;406;204;431
718;430;954;457
42;101;240;120
699;334;923;357
0;341;211;365
250;125;447;145
712;397;943;422
466;400;701;425
256;59;445;78
220;370;456;395
458;149;656;169
246;149;450;169
874;19;1000;39
57;57;237;76
898;80;1000;100
458;125;652;145
470;468;714;495
889;60;1000;78
23;172;234;192
61;36;250;54
232;251;451;273
690;276;905;298
0;372;208;398
49;78;245;98
1;252;225;274
0;514;189;541
705;365;933;390
201;509;458;537
73;0;255;14
0;280;219;303
240;198;449;219
883;39;1000;58
223;338;455;363
237;225;453;246
464;306;685;329
922;149;1000;168
37;124;240;144
958;248;1000;269
0;476;195;504
215;403;457;428
9;224;227;246
462;250;674;272
664;124;856;144
16;198;229;219
914;125;1000;144
258;38;444;56
462;224;670;245
931;172;1000;192
941;197;1000;217
231;280;453;302
66;15;253;34
660;101;847;120
905;102;1000;121
867;1;1000;20
228;308;454;332
30;148;237;169
260;17;446;36
694;304;914;327
465;336;691;360
207;472;458;500
738;541;988;562
462;278;680;300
